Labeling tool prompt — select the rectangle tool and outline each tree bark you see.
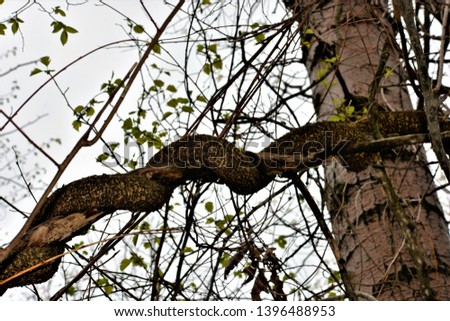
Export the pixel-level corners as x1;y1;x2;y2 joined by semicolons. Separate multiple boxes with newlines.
301;0;450;300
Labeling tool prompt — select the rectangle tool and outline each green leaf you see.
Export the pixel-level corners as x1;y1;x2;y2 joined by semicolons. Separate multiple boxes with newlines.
123;118;133;130
51;21;63;33
196;95;207;103
162;111;172;120
133;24;145;34
384;67;393;77
0;0;4;4
255;33;265;43
275;235;287;249
154;79;164;87
132;234;139;246
212;56;223;69
328;114;343;122
65;25;78;34
181;247;194;254
140;221;150;230
181;106;194;113
202;0;211;4
120;258;131;271
72;120;81;131
74;105;84;114
40;56;51;67
196;44;204;52
54;6;66;16
177;97;189;104
66;286;75;296
30;68;42;76
324;56;337;63
152;43;161;54
209;43;217;54
130;254;147;269
205;217;215;224
166;84;177;93
167;98;178;108
250;22;260;29
96;153;109;162
60;30;68;45
129;159;137;169
86;106;95;116
224;214;234;222
202;64;211;75
205;201;214;213
11;21;19;34
0;24;6;35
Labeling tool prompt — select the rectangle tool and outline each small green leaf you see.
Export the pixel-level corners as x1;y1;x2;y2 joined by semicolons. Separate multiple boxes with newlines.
324;56;337;63
133;24;145;34
181;247;194;254
66;286;75;296
212;56;223;69
250;22;260;29
54;6;66;16
60;30;68;45
51;21;63;33
129;159;137;169
123;118;133;130
72;120;82;131
181;106;194;113
152;43;161;54
11;21;19;34
196;44;204;52
205;201;214;213
177;97;189;104
0;24;6;35
196;95;207;103
166;84;177;93
328;114;344;122
384;67;393;77
74;105;84;114
167;98;178;108
154;79;164;87
275;235;287;249
65;25;78;34
224;214;234;222
132;234;139;246
30;68;42;76
162;111;172;120
206;217;215;224
96;153;109;162
202;64;211;75
86;106;95;116
255;33;265;43
209;43;217;54
120;258;131;271
40;56;51;67
202;0;211;5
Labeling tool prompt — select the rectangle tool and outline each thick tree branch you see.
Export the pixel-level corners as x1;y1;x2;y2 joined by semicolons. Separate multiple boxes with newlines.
1;110;450;294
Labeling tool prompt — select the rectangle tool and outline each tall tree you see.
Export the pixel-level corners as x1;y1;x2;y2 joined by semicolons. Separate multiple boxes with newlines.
295;0;450;300
0;0;449;300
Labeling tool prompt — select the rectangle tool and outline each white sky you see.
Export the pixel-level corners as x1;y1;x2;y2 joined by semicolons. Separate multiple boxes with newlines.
0;0;178;243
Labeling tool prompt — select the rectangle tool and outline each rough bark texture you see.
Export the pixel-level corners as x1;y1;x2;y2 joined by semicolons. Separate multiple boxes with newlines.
1;111;449;295
301;0;450;300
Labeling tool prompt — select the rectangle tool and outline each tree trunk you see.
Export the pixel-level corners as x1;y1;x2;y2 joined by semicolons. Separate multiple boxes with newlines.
301;0;450;300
